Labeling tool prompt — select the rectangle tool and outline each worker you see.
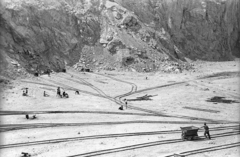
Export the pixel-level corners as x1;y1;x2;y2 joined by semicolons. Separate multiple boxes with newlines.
43;91;49;97
21;152;31;157
63;91;69;98
75;90;80;95
32;115;37;119
201;123;211;139
124;99;128;109
25;114;29;119
57;87;61;98
22;88;29;96
119;105;124;110
47;69;51;77
22;91;27;96
63;91;66;97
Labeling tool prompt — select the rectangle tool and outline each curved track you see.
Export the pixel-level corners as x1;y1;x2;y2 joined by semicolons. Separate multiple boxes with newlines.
20;71;240;123
2;70;239;157
88;72;138;101
89;72;239;123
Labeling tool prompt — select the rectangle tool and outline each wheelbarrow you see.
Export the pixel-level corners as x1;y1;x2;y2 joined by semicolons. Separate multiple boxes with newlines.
180;126;200;141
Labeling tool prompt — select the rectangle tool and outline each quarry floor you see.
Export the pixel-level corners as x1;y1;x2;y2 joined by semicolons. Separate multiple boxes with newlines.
0;60;240;157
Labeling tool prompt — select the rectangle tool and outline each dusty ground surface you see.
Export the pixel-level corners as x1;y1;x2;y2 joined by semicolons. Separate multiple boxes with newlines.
0;60;240;157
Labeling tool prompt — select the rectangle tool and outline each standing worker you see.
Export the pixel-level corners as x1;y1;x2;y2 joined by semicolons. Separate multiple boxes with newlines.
124;99;128;109
47;69;51;77
119;105;124;110
201;123;211;139
22;88;28;96
43;91;49;97
57;87;61;98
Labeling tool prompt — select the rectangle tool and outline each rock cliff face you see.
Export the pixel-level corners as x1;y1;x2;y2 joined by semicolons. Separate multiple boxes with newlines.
0;0;239;77
118;0;240;60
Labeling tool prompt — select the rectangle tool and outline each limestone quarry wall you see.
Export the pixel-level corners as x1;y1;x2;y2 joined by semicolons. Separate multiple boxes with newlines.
118;0;240;59
0;0;239;77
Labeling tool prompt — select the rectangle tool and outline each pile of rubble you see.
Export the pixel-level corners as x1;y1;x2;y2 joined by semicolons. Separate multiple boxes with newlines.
161;61;194;73
7;60;32;79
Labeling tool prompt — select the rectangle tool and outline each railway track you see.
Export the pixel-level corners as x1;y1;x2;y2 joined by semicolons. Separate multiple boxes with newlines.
3;70;239;157
89;72;138;101
20;71;240;125
0;125;238;149
65;131;240;157
20;72;239;123
166;142;240;157
112;71;239;102
66;72;237;123
189;80;240;100
58;73;109;97
1;120;230;132
0;110;159;117
41;78;104;98
65;71;137;104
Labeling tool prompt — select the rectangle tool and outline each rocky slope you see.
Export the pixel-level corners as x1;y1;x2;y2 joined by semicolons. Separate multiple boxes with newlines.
0;0;239;77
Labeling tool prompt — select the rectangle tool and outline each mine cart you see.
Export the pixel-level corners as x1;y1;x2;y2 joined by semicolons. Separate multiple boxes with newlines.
180;126;199;141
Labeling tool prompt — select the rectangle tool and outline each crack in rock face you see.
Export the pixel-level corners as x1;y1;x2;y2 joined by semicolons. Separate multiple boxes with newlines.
0;0;239;77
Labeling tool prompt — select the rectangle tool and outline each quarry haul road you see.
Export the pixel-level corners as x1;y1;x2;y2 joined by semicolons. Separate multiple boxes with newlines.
0;125;238;149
